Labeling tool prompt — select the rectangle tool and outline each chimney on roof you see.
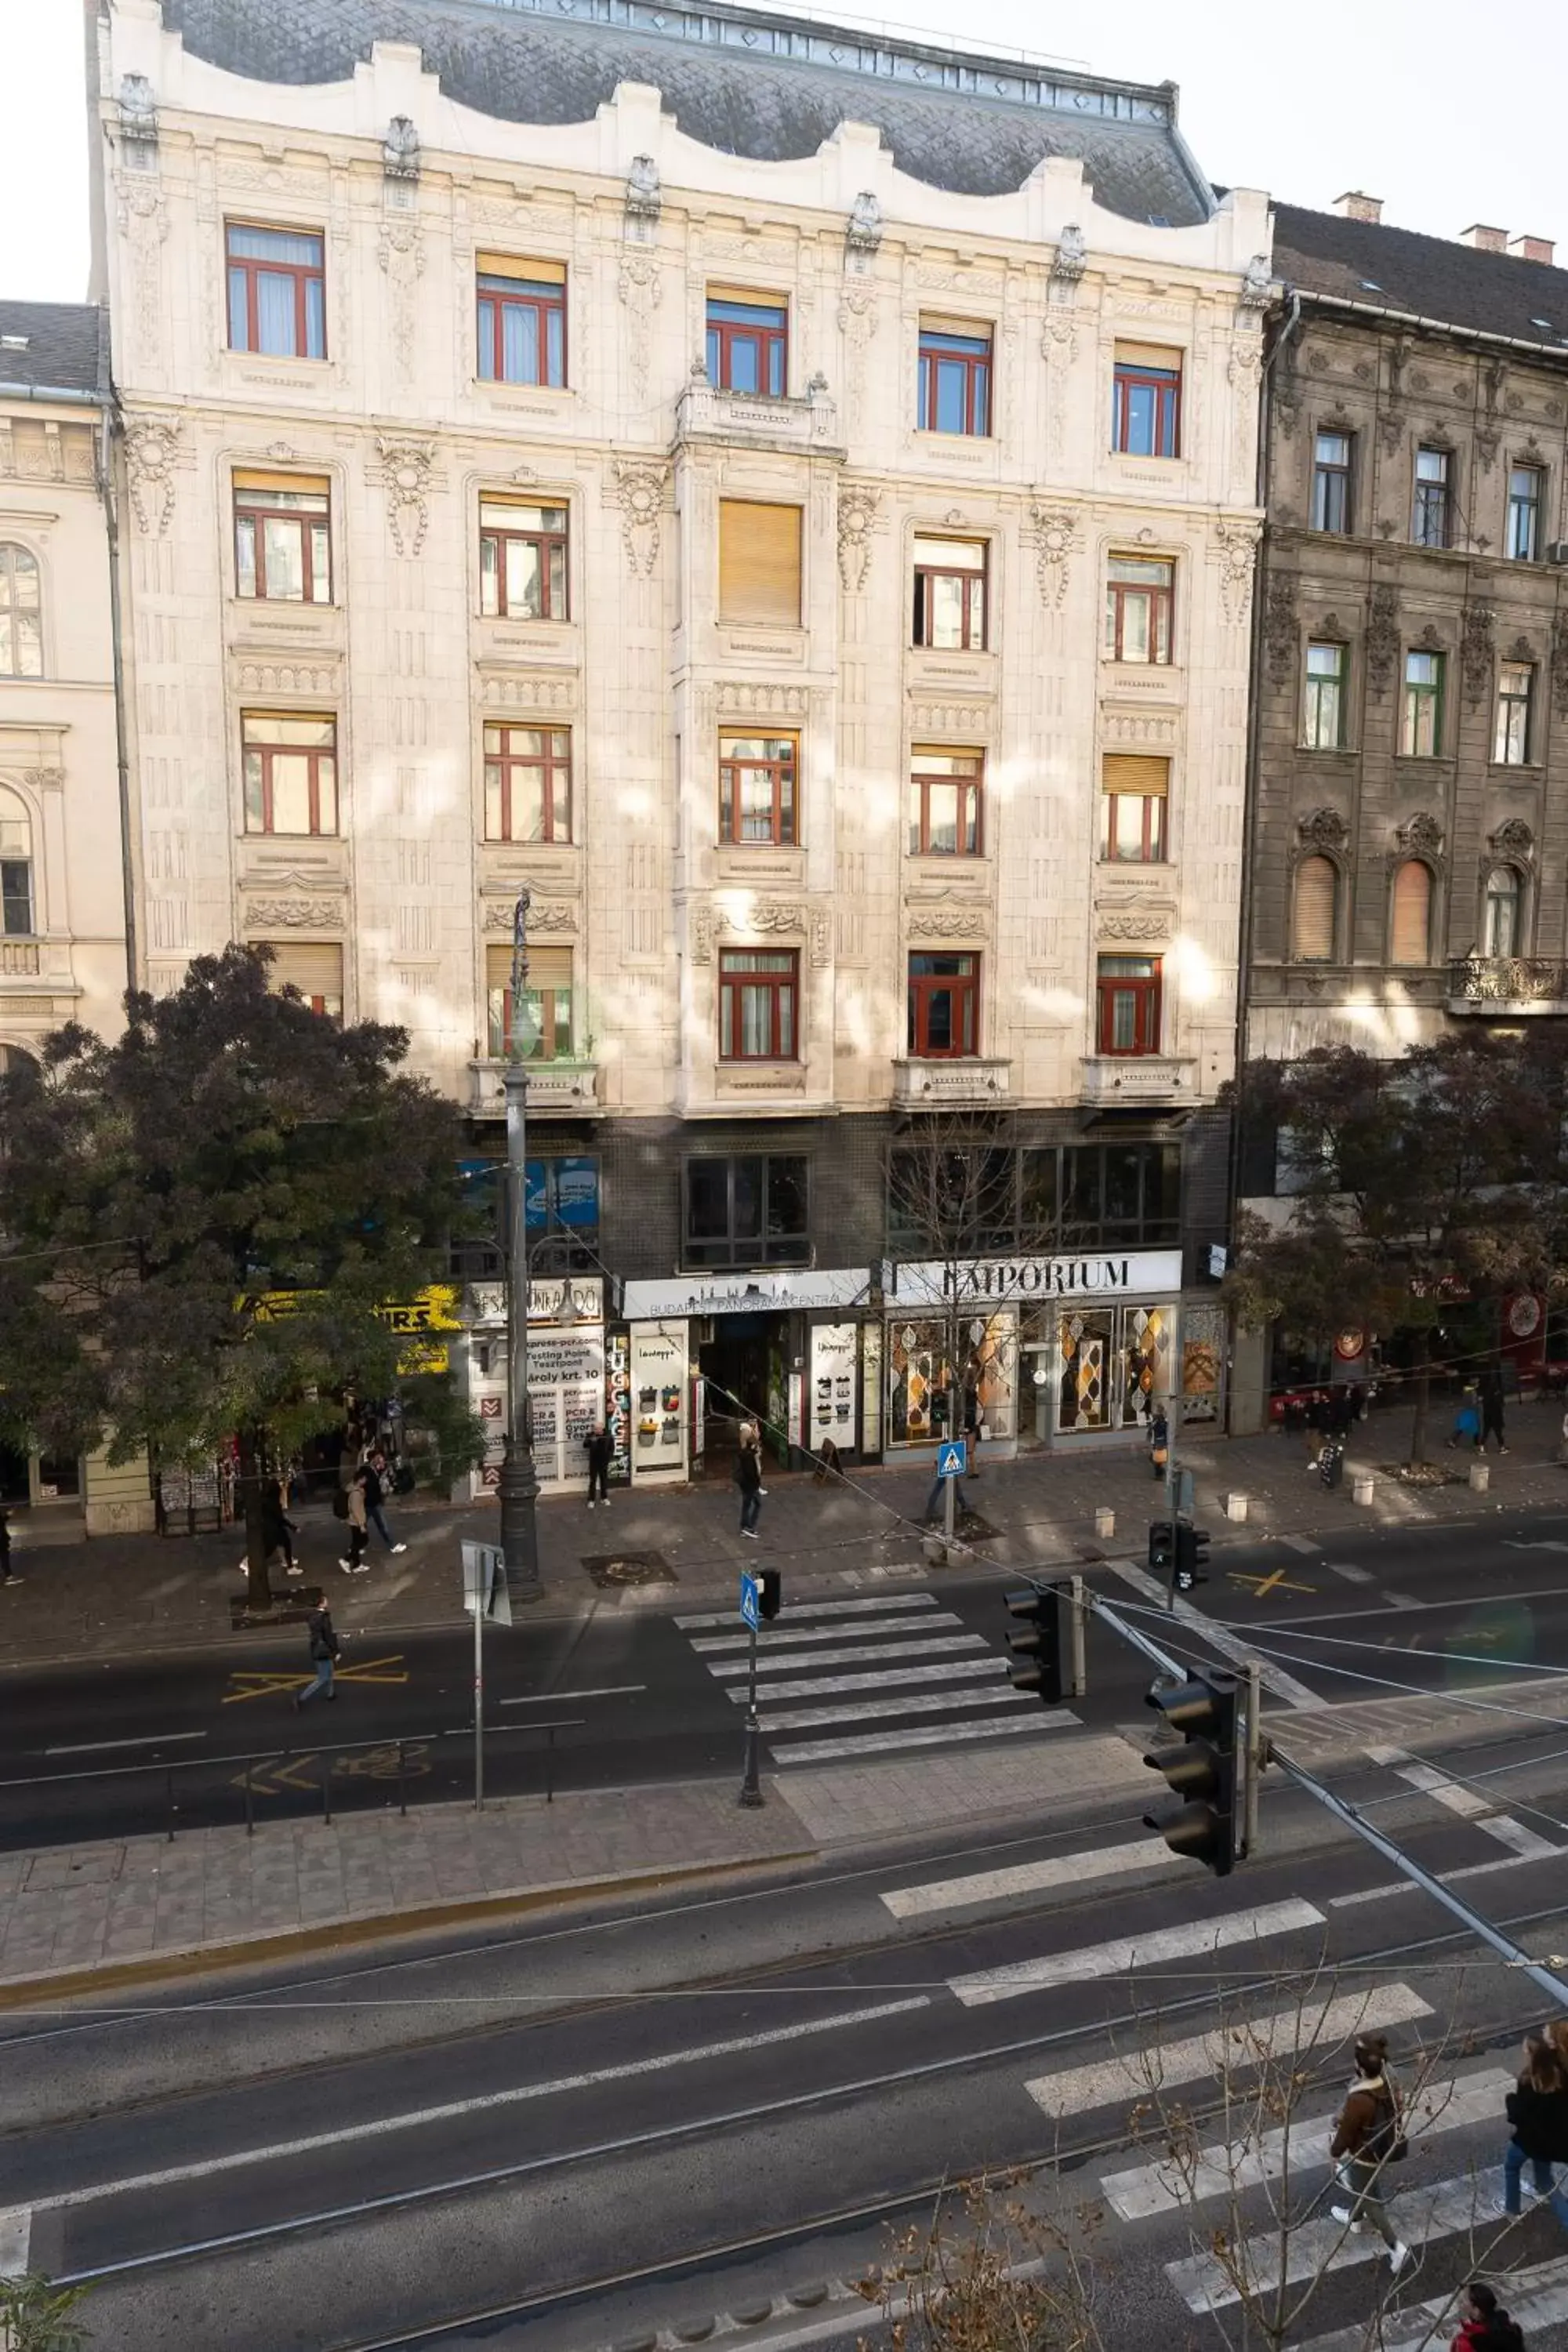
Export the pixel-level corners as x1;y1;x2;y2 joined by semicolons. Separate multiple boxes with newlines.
1508;233;1556;266
1461;223;1509;253
1334;191;1383;224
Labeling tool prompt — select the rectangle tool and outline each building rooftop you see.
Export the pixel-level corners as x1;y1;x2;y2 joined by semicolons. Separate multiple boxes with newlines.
0;301;108;396
156;0;1212;221
1273;200;1568;350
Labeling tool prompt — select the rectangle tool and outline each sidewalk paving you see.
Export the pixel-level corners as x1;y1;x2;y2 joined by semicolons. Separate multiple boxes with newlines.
2;1399;1565;1669
0;1734;1151;1998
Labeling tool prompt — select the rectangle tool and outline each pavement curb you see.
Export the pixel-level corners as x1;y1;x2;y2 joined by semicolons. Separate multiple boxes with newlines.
0;1846;817;2011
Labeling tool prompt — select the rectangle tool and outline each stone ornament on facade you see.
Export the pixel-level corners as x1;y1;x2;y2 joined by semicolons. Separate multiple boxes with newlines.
116;170;169;378
618;249;661;397
845;190;882;263
1490;818;1535;862
1028;503;1080;612
374;435;437;556
1237;252;1272;310
1364;584;1400;691
243;898;343;929
1098;911;1173;942
715;680;809;718
482;898;576;935
689;903;715;964
1051;223;1087;285
118;72;158;150
906;905;992;941
836;483;880;591
1211;519;1261;625
625;155;661;230
1262;572;1297;685
611;458;669;578
1460;604;1495;706
21;766;67;796
1396;812;1443;860
1297;807;1349;855
1505;633;1537;666
122;413;182;535
383;116;420;181
379;215;426;387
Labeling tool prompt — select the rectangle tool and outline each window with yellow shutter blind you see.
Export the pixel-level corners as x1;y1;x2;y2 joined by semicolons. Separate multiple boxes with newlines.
1389;860;1432;966
1100;753;1169;864
485;942;573;1060
259;941;343;1016
1291;856;1338;962
718;500;802;626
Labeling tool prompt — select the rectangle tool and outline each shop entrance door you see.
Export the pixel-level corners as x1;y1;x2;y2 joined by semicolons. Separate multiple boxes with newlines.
699;1315;782;1473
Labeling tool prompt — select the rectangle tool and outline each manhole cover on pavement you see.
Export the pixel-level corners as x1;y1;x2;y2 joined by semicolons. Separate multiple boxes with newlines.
582;1551;676;1589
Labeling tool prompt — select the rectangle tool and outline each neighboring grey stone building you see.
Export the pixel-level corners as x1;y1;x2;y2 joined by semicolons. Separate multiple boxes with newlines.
1247;195;1568;1066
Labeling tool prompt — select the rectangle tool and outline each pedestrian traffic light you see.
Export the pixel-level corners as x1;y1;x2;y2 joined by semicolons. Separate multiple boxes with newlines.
1174;1523;1210;1592
1004;1584;1065;1708
757;1568;782;1620
1148;1519;1174;1577
1143;1672;1238;1875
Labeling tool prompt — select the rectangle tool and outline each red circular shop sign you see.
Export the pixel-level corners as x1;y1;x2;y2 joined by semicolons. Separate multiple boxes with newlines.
1508;1294;1542;1340
1334;1329;1366;1362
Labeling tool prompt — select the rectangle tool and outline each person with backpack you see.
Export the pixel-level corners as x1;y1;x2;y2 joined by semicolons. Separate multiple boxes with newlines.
1502;2033;1568;2220
338;1466;370;1574
735;1424;764;1540
1452;2281;1526;2350
1328;2032;1410;2273
293;1603;341;1709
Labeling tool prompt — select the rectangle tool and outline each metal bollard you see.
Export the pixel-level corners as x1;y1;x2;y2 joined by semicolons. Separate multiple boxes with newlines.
321;1750;332;1825
165;1766;176;1842
243;1759;254;1837
397;1739;407;1819
546;1724;555;1805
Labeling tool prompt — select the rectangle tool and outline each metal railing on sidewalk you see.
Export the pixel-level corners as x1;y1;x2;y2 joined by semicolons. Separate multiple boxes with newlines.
0;1717;584;1842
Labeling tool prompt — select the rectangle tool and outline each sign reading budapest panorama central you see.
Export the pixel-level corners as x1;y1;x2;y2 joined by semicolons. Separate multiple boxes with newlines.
887;1250;1184;1306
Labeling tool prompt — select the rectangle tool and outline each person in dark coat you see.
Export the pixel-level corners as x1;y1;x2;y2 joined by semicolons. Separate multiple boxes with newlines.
261;1479;299;1577
735;1425;764;1538
1452;2281;1526;2350
0;1504;20;1588
583;1424;612;1508
293;1604;342;1708
1328;2033;1410;2272
1502;2034;1568;2219
1478;1364;1509;1454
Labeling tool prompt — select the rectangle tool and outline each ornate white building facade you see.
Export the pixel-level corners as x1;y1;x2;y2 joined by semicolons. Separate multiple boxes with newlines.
93;0;1270;1468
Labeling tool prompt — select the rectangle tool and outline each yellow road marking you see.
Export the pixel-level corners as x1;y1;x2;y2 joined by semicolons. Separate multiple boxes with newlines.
1229;1568;1314;1599
223;1654;408;1704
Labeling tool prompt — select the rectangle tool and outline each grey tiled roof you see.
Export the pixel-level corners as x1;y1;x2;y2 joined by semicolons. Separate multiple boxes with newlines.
0;302;107;396
1274;202;1568;353
158;0;1211;221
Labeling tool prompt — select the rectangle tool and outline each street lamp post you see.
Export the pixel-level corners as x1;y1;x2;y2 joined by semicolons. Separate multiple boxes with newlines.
498;889;543;1603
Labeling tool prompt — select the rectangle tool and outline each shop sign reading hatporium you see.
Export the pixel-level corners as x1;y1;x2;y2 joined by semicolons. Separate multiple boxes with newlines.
887;1250;1183;1305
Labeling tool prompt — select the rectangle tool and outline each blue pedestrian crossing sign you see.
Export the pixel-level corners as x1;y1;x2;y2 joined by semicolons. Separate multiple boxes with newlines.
739;1570;762;1632
936;1439;967;1479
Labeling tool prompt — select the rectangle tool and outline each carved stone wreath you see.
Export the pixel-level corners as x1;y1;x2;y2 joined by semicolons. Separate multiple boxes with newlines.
1263;574;1297;686
836;484;880;592
123;414;183;535
611;459;669;579
1365;585;1399;691
1460;604;1495;706
375;435;436;557
1028;503;1081;612
1297;807;1349;855
1396;811;1443;859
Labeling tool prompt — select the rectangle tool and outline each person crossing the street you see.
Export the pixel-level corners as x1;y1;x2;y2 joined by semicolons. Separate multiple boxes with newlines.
1328;2031;1411;2273
293;1602;341;1709
1451;2281;1526;2350
1501;2032;1568;2220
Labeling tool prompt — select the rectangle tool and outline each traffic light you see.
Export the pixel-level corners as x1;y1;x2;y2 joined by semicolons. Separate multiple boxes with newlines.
757;1568;782;1621
1143;1672;1239;1875
1174;1523;1211;1592
1005;1584;1065;1707
1148;1519;1174;1577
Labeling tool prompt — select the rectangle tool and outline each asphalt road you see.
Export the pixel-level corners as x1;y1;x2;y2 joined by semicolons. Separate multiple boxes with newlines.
5;1762;1568;2352
2;1507;1568;1846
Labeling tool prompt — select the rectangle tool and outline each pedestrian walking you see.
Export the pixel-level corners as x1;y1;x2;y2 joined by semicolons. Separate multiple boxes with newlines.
1328;1385;1357;1440
1327;2032;1410;2272
0;1504;20;1588
1447;1388;1481;1450
339;1466;370;1575
1149;1404;1171;1483
293;1602;341;1708
1452;2281;1526;2350
1478;1363;1509;1454
263;1476;299;1577
1501;2033;1568;2220
361;1450;408;1553
583;1422;612;1508
735;1424;764;1539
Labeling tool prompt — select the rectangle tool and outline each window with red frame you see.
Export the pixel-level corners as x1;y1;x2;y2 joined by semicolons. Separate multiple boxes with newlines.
912;534;987;650
719;949;798;1061
908;747;983;856
718;731;797;845
478;497;568;619
483;724;572;843
1104;555;1174;663
233;472;332;603
1112;353;1181;456
705;293;788;395
907;952;978;1058
917;324;992;436
485;943;574;1061
1096;956;1162;1055
476;256;566;387
226;223;325;359
241;712;337;836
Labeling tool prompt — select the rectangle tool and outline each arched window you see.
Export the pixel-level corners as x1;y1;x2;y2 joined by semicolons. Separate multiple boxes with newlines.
0;544;42;678
1292;855;1338;961
0;1043;38;1079
1483;866;1521;958
0;785;33;935
1390;859;1432;967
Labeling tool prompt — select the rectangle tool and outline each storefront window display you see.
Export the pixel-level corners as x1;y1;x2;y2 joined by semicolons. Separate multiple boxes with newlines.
1180;1301;1225;1423
887;1313;1014;1446
1052;1301;1178;1437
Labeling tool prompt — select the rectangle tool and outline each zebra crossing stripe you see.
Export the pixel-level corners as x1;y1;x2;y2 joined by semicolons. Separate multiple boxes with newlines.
1023;1983;1433;2118
725;1658;1009;1703
1167;2167;1515;2314
692;1612;966;1652
768;1714;1073;1766
673;1593;938;1631
949;1897;1326;2009
704;1633;990;1677
0;2205;30;2274
760;1686;1038;1733
882;1834;1185;1919
1101;2065;1512;2220
1290;2252;1568;2352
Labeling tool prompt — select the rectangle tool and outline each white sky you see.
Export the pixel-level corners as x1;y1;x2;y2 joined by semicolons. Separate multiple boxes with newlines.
5;0;1567;303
